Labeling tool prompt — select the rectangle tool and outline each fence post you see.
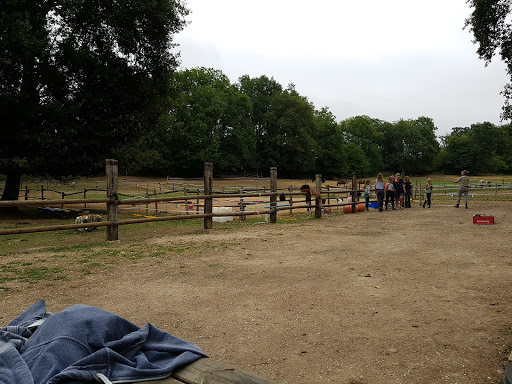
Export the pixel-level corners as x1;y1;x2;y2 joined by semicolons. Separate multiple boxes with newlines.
145;187;149;215
351;173;357;213
315;174;322;218
84;188;87;208
204;162;213;230
239;187;246;222
41;185;44;200
270;167;277;223
154;188;158;214
106;159;119;241
25;186;28;200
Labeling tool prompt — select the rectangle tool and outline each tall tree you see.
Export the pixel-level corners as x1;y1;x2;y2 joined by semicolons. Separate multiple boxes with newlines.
0;0;188;204
313;107;347;178
497;124;512;172
441;122;511;174
465;0;512;120
163;67;254;176
259;86;317;176
395;117;440;175
340;115;385;174
342;143;371;177
441;127;479;174
237;75;283;172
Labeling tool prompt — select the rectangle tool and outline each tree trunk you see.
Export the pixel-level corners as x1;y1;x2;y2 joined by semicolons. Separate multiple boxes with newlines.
0;171;22;214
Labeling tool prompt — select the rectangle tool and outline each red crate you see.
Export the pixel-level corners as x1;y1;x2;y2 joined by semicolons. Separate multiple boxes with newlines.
473;215;494;225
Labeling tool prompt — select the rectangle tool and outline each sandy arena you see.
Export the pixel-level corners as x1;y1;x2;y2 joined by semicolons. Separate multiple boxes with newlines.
1;200;511;383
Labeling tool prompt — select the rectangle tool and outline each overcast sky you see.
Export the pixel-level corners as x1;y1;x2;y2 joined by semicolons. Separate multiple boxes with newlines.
174;0;510;137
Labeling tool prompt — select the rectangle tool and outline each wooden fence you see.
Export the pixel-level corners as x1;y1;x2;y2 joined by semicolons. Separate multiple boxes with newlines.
0;160;366;241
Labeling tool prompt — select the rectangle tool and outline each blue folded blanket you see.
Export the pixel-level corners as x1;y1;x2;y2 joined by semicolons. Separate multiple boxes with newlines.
0;300;206;384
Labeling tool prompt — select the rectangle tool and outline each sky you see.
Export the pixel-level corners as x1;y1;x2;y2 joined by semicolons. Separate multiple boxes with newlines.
174;0;510;137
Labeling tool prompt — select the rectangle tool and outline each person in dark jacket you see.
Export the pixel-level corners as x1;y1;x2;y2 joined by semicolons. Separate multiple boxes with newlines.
393;173;406;209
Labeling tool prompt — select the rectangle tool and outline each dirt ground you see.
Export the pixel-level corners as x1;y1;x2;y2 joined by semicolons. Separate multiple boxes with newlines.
1;199;512;384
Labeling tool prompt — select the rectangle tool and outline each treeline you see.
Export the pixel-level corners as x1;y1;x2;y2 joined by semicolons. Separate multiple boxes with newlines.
4;1;512;207
137;67;440;177
132;67;512;178
438;123;512;175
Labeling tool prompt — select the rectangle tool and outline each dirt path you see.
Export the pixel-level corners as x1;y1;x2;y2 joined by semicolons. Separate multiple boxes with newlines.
1;201;511;383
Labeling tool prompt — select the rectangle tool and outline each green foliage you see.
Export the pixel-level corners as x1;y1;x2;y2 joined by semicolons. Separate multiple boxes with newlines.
465;0;512;119
393;117;440;174
3;0;512;183
314;108;347;178
343;143;371;176
0;0;189;198
237;75;284;171
160;67;255;176
340;115;384;174
441;122;512;174
259;87;317;176
339;115;439;176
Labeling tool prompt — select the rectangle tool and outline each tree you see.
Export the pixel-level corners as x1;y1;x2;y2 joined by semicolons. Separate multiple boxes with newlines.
465;0;512;120
468;122;500;173
0;0;188;204
340;115;385;174
442;130;479;174
379;121;402;172
342;143;371;177
259;86;317;176
497;124;512;172
237;75;283;172
439;122;512;174
163;67;254;176
395;117;440;175
313;108;347;178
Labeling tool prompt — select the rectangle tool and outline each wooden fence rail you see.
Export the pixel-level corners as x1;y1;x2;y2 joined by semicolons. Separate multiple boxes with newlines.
1;160;367;240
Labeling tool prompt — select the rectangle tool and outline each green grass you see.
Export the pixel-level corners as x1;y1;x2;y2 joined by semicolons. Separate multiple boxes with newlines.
0;263;65;283
0;235;237;288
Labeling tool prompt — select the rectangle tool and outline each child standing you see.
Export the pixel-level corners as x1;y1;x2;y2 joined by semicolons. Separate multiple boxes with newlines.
423;178;433;208
404;175;412;208
385;176;395;210
364;180;371;211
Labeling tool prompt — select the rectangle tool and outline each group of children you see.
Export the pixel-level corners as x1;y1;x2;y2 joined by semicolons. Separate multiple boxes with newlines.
363;173;428;212
358;171;471;212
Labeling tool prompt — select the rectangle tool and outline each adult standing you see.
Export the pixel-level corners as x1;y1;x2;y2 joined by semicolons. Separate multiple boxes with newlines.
422;178;433;208
393;173;406;209
404;175;412;208
454;170;470;209
375;173;385;212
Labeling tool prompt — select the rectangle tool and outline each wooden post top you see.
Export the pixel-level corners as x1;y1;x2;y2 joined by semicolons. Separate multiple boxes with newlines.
144;358;278;384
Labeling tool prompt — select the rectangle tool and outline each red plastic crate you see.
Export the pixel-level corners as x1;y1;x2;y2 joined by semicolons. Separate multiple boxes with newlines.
473;215;494;225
